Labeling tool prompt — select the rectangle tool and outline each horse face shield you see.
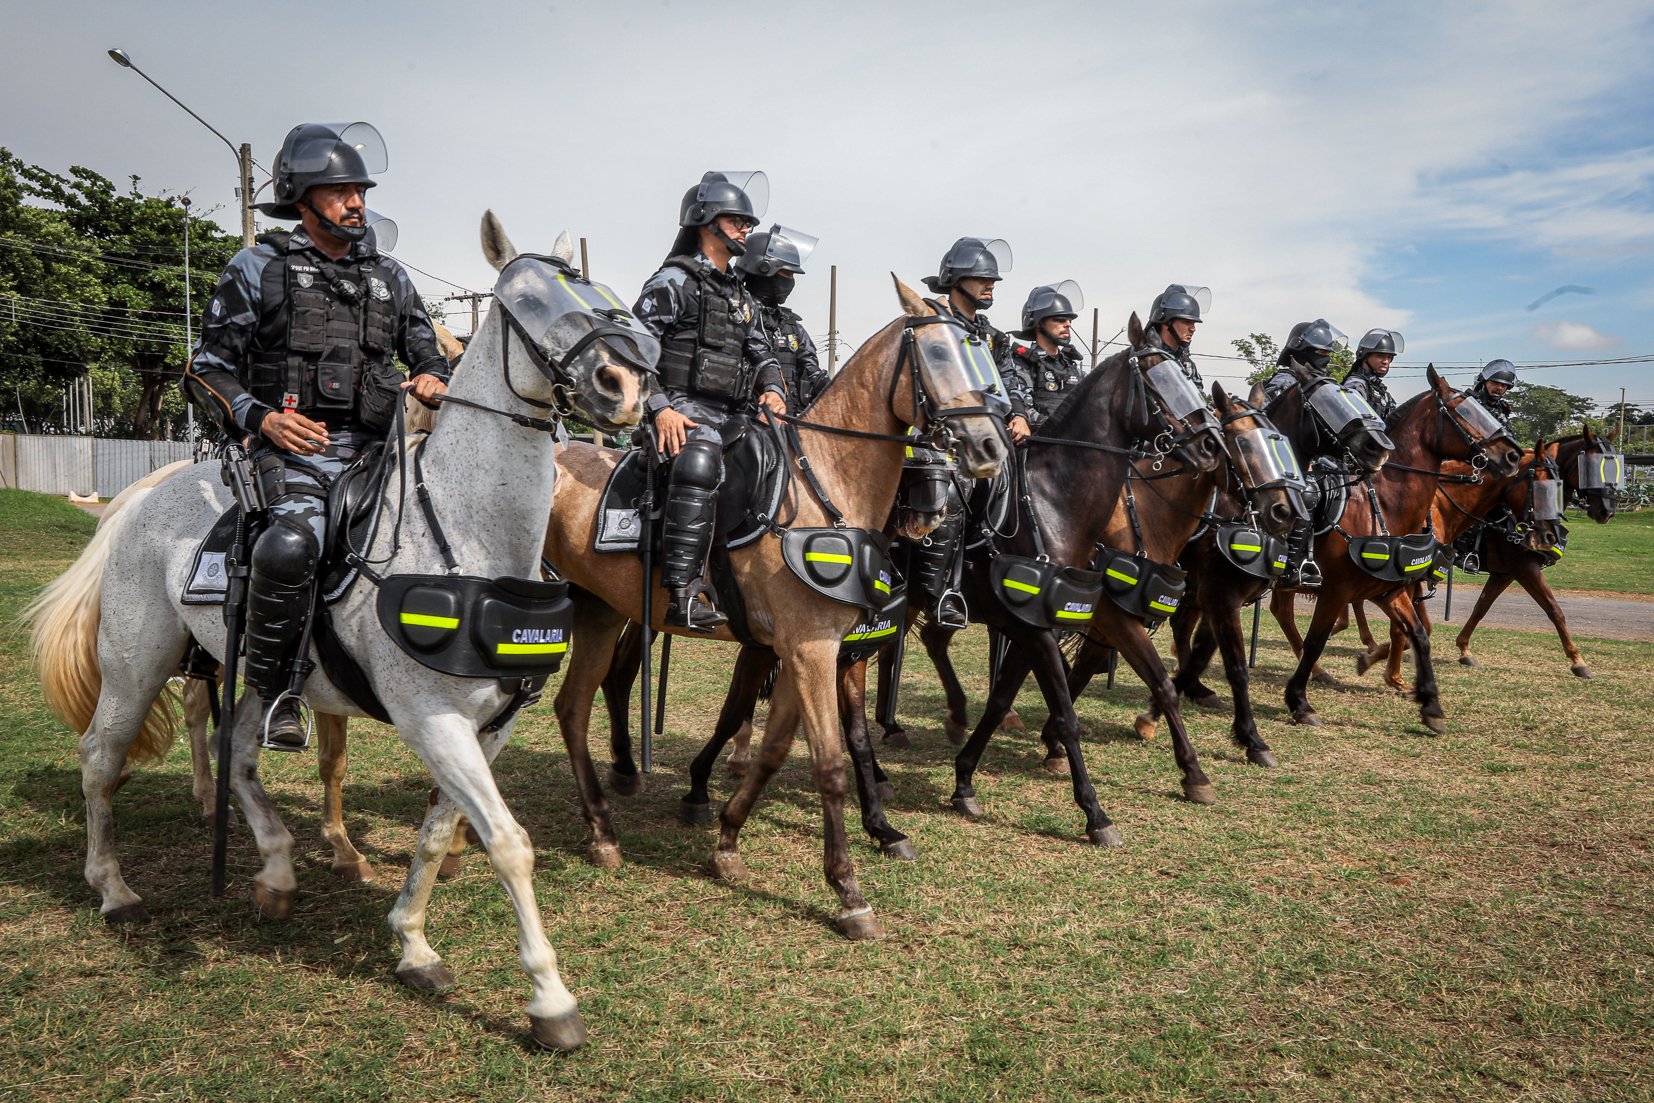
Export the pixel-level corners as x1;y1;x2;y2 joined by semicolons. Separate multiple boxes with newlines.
1531;478;1564;521
909;321;1011;465
1308;382;1393;452
1142;359;1222;464
1446;391;1517;457
1231;426;1310;521
1577;450;1625;491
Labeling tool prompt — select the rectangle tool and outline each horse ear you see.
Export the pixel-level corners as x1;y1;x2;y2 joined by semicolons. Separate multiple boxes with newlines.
1289;358;1313;383
1607;421;1621;443
1127;312;1144;347
892;274;932;317
1247;380;1268;407
480;209;517;272
1427;363;1451;396
1212;381;1230;409
551;230;575;265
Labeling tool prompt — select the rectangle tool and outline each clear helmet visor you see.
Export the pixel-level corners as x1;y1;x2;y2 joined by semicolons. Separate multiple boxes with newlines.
1169;284;1212;314
1143;359;1207;420
948;237;1013;277
763;224;818;271
1450;391;1511;439
1232;427;1307;490
1532;478;1564;520
1299;318;1349;352
288;121;388;174
494;257;661;372
1358;328;1404;356
1028;279;1084;320
1308;382;1384;434
914;320;1011;413
364;209;397;253
700;170;768;221
1577;450;1625;489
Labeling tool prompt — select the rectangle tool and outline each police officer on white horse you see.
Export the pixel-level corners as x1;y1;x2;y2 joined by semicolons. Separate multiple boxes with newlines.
634;172;787;630
184;122;449;749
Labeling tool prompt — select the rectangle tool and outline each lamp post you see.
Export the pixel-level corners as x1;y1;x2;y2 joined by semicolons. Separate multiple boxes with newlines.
107;48;256;248
181;195;195;443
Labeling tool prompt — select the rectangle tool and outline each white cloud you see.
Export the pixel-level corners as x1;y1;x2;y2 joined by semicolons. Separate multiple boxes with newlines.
1530;320;1623;350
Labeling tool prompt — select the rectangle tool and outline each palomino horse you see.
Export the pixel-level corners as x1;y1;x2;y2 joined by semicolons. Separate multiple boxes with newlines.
27;214;645;1051
542;277;1007;939
1345;439;1566;686
1270;367;1523;732
1074;363;1395;755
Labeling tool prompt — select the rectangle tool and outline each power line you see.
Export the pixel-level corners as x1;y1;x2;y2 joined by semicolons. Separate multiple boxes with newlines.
5;290;191;318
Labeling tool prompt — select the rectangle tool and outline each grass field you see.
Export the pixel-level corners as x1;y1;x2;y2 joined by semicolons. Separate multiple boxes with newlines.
1544;510;1654;593
1;489;1650;1101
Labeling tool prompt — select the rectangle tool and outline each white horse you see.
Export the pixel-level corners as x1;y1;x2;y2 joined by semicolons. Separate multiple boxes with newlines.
28;213;644;1051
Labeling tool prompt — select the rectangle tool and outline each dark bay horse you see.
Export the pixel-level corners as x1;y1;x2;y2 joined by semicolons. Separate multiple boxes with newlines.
1270;367;1523;732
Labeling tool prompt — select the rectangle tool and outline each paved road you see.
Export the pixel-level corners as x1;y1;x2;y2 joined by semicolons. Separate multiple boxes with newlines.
1423;581;1651;642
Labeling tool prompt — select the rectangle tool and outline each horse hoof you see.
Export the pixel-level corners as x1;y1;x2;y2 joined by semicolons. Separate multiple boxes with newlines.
1458;655;1479;667
396;963;455;991
679;799;713;826
705;851;748;882
250;884;294;920
1354;653;1376;676
1000;710;1024;730
1192;694;1228;711
1087;825;1125;848
588;843;623;869
951;795;985;821
944;718;969;746
202;807;239;834
1311;670;1337;685
529;1009;589;1052
727;758;748;780
1247;748;1278;768
607;765;642;797
437;854;464;880
1422;714;1448;736
1182;783;1217;805
1292;711;1322;727
837;910;886;941
875;781;898;805
103;903;151;926
883;729;912;749
1042;755;1070;776
1571;664;1593;679
1133;713;1158;740
881;838;917;861
332;860;377;883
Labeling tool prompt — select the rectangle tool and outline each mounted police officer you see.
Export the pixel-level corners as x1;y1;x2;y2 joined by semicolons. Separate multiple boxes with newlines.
734;225;827;411
1005;281;1084;437
1343;329;1404;421
1471;359;1518;427
184;122;449;750
635;172;787;631
1144;284;1209;392
1262;319;1349;404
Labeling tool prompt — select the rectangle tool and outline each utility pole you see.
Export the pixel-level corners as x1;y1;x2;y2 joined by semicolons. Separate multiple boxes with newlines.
1091;307;1099;369
182;196;195;442
1620;387;1627;444
238;144;256;248
827;264;838;376
443;291;491;337
580;237;589;279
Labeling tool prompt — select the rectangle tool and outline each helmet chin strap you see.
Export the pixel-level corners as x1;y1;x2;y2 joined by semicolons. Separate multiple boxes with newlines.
300;200;368;244
711;224;747;257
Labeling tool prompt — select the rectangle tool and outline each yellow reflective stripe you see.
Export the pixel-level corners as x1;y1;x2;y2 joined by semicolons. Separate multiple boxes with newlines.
1361;551;1390;559
1149;600;1178;613
1229;543;1263;553
554;273;595;310
805;552;853;564
1403;561;1429;572
845;625;900;642
586;281;625;310
496;642;568;655
1105;568;1136;584
874;579;890;594
1001;578;1041;594
1055;609;1093;620
401;612;459;629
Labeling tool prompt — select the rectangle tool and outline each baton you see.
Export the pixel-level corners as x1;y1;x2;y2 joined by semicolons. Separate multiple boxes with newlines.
211;445;263;896
654;632;672;736
637;430;655;774
1249;597;1263;668
1444;564;1454;621
1106;645;1118;689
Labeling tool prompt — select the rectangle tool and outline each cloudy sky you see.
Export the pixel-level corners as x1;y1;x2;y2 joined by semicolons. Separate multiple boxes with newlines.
5;0;1651;408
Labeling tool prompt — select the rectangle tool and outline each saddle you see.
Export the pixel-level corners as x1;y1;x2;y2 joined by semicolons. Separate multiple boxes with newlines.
1301;455;1349;535
594;417;786;555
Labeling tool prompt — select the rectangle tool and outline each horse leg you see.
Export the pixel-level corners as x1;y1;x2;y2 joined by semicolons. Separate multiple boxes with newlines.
223;693;300;919
1381;591;1425;691
1114;621;1215;804
1040;635;1113;769
1174;606;1224;708
550;596;628;868
919;620;971;744
1516;562;1592;677
1283;597;1344;727
316;713;373;881
873;640;909;748
1206;593;1275;766
988;627;1024;729
839;660;913;858
1352;600;1393;677
388;716;585;1050
950;643;1035;820
681;647;774;824
1021;629;1121;845
601;620;644;795
1273;590;1336;685
1379;588;1445;734
182;675;235;831
1453;573;1514;668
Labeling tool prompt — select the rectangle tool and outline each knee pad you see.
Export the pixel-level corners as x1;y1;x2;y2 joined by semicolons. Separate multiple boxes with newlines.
669;440;723;492
251;518;320;587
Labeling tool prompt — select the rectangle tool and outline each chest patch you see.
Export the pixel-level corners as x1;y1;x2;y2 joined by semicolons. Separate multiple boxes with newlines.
295;272;314;289
368;277;390;302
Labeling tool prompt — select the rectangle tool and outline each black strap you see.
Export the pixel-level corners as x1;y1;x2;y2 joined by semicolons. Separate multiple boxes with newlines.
413;440;461;575
1024;434;1141;456
775;410;918;444
784;421;849;527
431;391;562;434
312;604;393;724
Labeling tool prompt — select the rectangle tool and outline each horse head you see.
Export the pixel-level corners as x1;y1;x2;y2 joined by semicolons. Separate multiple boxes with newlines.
481;211;646;433
1565;424;1620;522
1508;438;1565;552
890;276;1007;479
1277;359;1394;475
1213;381;1305;536
1429;365;1522;478
1125;312;1224;473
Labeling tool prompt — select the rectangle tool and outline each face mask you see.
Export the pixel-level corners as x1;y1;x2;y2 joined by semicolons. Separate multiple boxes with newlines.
746;273;794;306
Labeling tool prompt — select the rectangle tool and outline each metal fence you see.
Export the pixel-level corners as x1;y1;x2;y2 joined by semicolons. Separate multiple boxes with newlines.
0;434;194;499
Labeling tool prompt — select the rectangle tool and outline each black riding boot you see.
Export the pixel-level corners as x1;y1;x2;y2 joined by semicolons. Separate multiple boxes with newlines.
661;440;727;632
911;514;967;628
243;519;318;752
1278;520;1321;589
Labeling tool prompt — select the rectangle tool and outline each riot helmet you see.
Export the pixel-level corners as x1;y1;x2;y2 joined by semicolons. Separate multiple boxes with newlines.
734;224;817;306
258;122;386;242
1276;318;1348;370
1355;328;1402;362
670;171;767;259
1021;280;1084;335
922;238;1012;306
1148;284;1211;325
1479;359;1518;386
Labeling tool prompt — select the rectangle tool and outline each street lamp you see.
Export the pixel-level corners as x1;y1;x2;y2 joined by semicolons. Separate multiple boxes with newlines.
107;48;257;248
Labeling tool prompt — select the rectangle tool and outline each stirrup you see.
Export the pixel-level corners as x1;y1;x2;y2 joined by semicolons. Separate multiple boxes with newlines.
1292;559;1322;589
932;589;969;630
259;691;312;753
665;581;727;633
1455;552;1480;574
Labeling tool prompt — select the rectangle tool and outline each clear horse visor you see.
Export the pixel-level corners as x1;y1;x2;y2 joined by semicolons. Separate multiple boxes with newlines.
1308;383;1385;435
1144;360;1207;420
1451;392;1514;441
1531;479;1564;520
913;322;1010;412
494;258;661;372
1577;451;1625;489
1232;427;1307;490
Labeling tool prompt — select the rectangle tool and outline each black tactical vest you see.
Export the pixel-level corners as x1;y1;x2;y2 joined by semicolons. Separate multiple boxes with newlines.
763;305;806;389
1010;340;1082;422
1346;367;1396;420
655;256;750;401
247;232;403;430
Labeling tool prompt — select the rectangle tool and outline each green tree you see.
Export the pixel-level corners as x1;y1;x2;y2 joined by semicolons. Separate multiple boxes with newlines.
1232;331;1354;385
1506;383;1597;446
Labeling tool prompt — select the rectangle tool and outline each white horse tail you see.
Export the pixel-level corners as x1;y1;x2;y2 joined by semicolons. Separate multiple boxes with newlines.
25;466;190;765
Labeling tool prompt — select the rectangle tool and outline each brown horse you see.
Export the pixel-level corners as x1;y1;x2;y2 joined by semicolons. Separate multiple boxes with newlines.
541;277;1006;939
1270;367;1523;732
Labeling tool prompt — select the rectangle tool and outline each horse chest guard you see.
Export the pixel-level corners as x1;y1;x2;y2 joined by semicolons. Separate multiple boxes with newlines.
1214;523;1289;580
781;528;896;612
840;579;909;662
988;554;1106;630
376;574;573;678
1097;547;1187;628
1345;532;1437;584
